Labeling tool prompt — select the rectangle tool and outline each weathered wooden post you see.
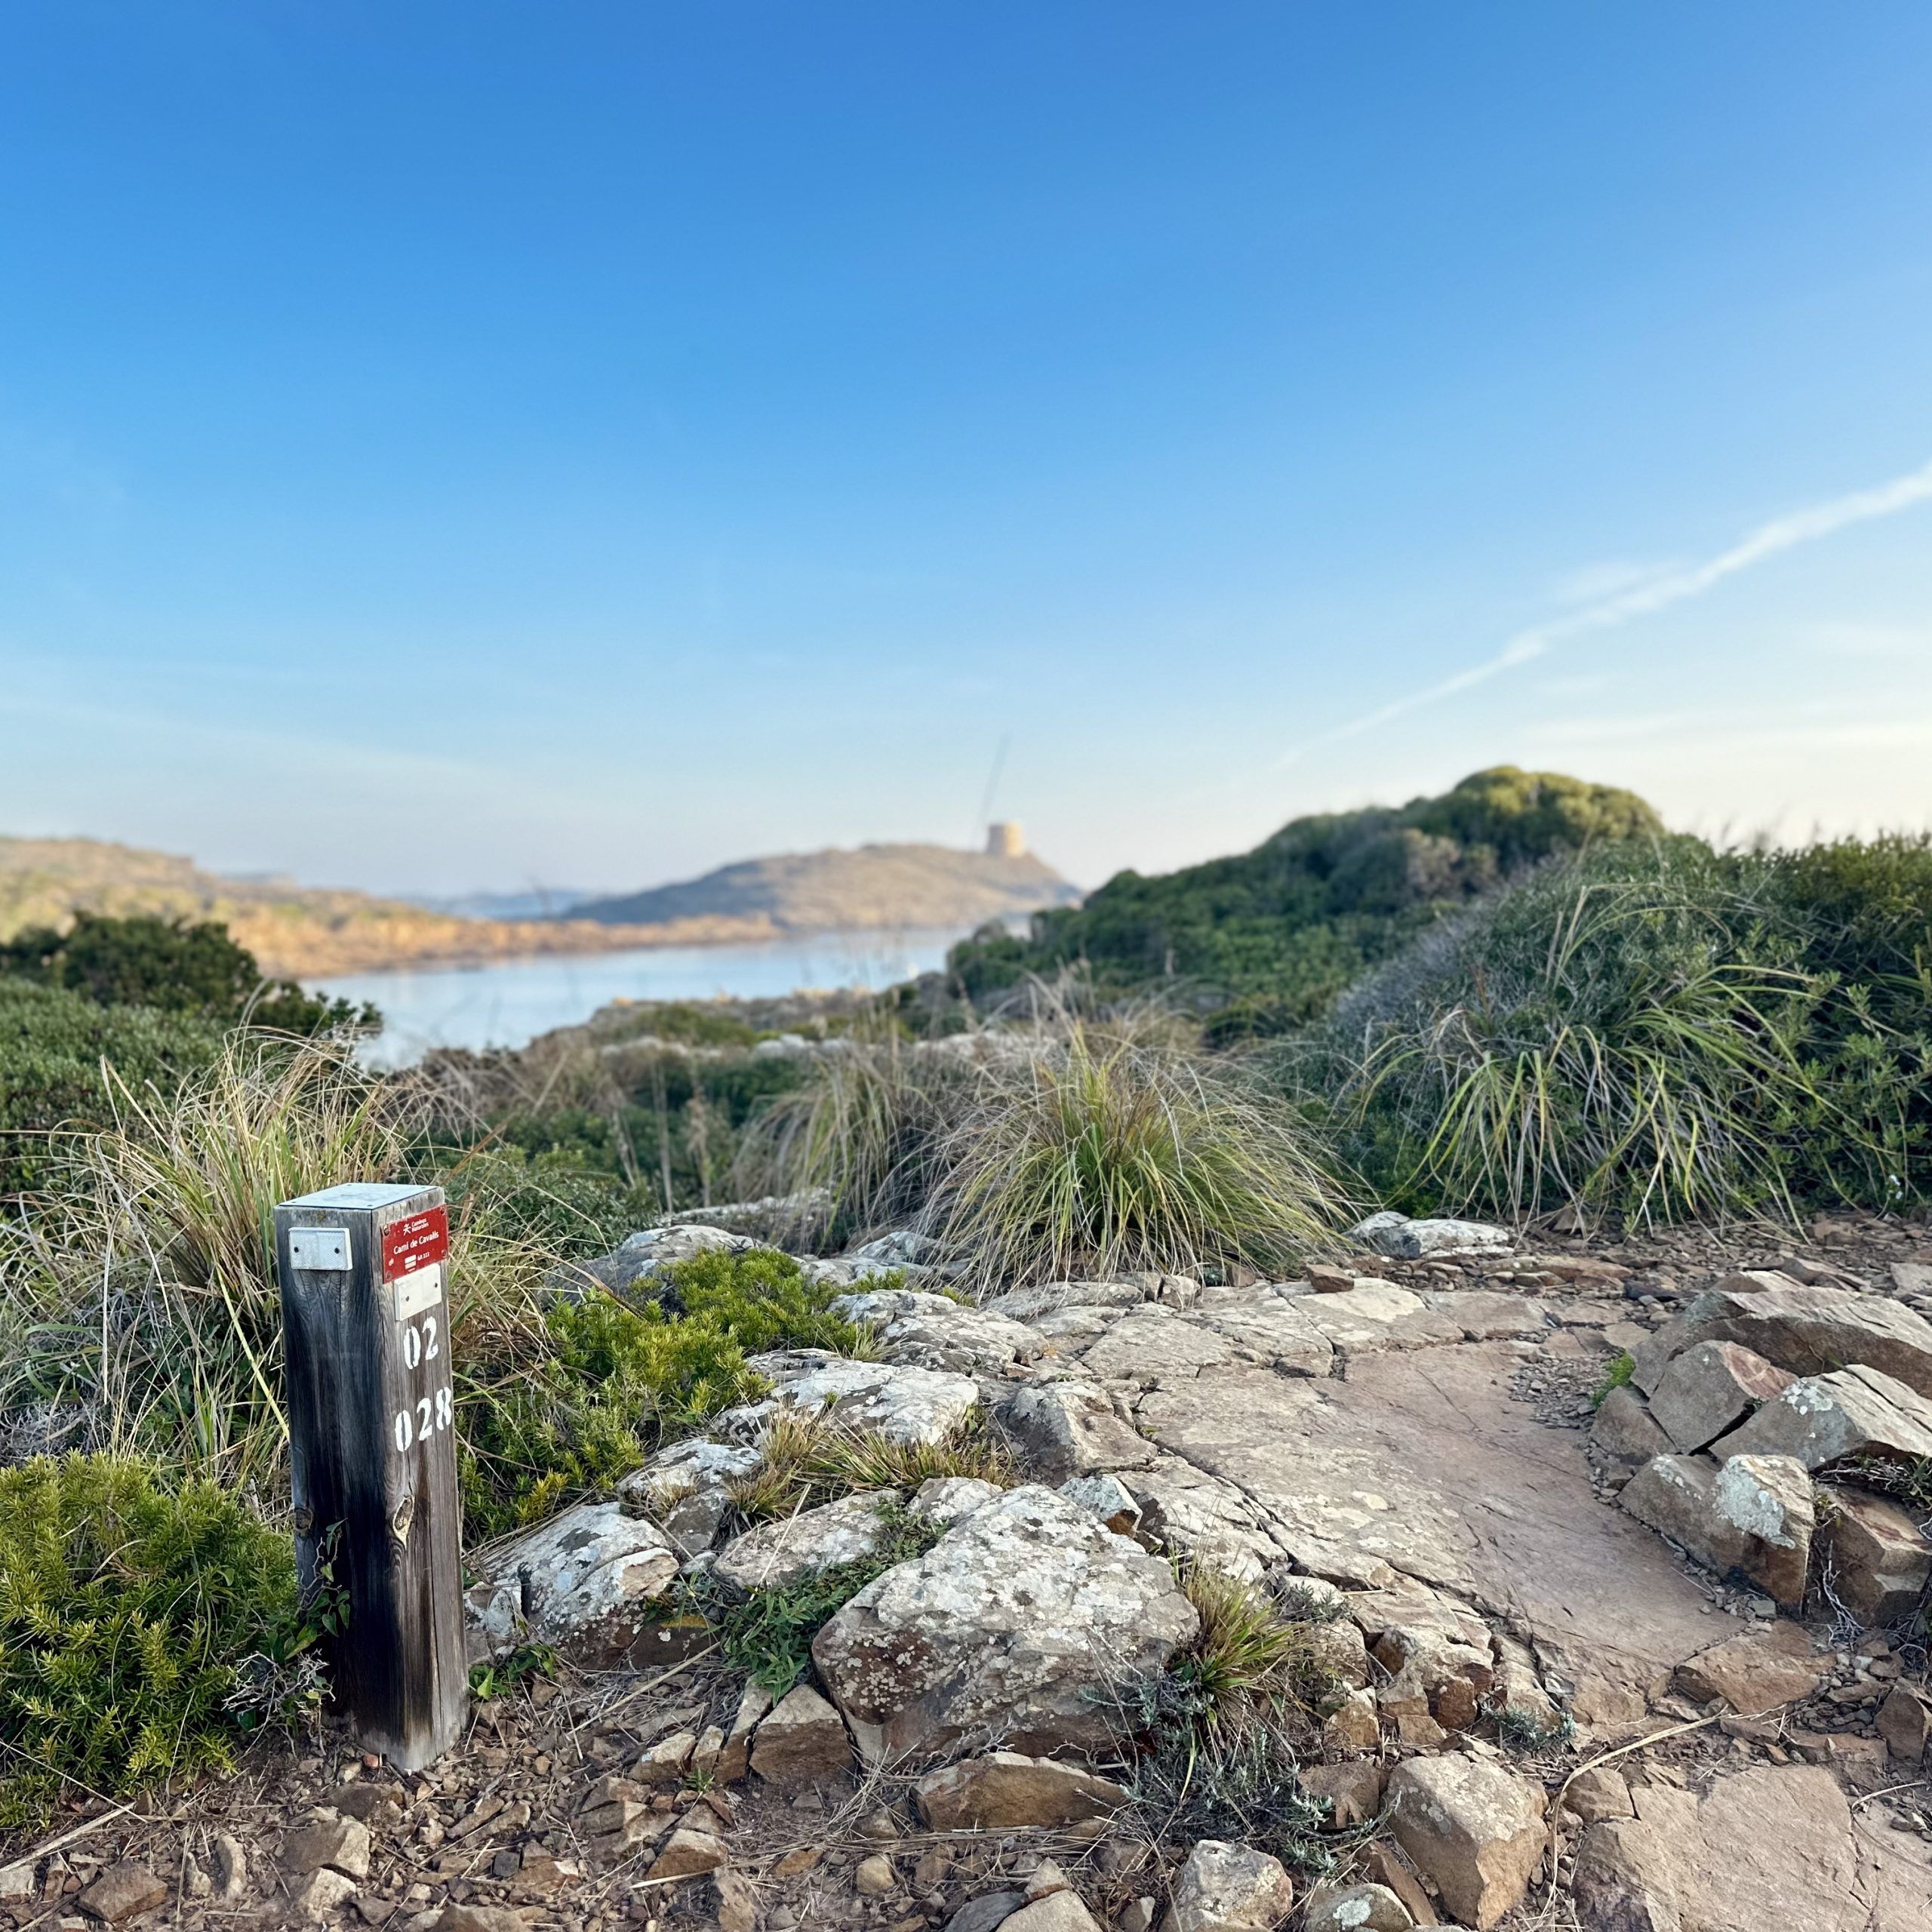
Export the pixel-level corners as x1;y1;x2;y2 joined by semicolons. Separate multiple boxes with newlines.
275;1183;468;1770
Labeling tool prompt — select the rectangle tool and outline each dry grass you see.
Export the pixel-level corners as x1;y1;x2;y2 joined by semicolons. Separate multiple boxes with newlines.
0;1032;551;1504
745;985;1348;1288
724;1411;1014;1522
929;1011;1346;1293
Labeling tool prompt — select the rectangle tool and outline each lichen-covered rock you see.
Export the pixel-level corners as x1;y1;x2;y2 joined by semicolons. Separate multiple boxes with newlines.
714;1489;904;1594
980;1279;1147;1324
829;1287;1044;1374
1301;1883;1413;1932
568;1222;754;1294
1386;1755;1545;1929
463;1502;678;1666
1709;1364;1932;1471
740;1349;980;1445
811;1484;1198;1760
1647;1340;1794;1452
1156;1839;1296;1932
1121;1460;1285;1580
1001;1380;1157;1480
1632;1285;1932;1400
910;1475;1005;1526
1350;1211;1511;1259
1618;1452;1814;1605
1057;1471;1143;1534
616;1437;763;1557
1295;1281;1463;1354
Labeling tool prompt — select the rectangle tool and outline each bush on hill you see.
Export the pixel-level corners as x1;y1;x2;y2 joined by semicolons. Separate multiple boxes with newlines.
946;767;1660;1035
0;979;222;1197
0;911;374;1033
1302;834;1931;1223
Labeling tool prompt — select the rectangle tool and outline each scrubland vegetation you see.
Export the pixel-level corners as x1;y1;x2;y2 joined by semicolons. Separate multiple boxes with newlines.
0;766;1926;1820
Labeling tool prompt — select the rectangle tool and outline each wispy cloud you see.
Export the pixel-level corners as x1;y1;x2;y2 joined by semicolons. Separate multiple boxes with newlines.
1275;457;1932;769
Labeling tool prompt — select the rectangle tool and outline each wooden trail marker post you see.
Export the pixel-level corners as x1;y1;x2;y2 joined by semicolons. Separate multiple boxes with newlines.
275;1183;468;1770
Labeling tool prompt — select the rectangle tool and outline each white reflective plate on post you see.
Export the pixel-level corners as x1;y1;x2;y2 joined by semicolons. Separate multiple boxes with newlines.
289;1226;352;1272
391;1262;445;1322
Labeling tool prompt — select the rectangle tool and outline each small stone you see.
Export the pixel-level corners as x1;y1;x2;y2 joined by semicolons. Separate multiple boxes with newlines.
1118;1903;1157;1932
283;1813;374;1880
634;1727;699;1785
1157;1839;1296;1931
1561;1765;1635;1824
945;1893;1027;1932
751;1682;853;1785
432;1909;531;1932
291;1869;360;1918
855;1855;898;1897
713;1869;759;1932
1023;1859;1070;1900
1323;1687;1380;1751
1386;1755;1544;1930
1000;1895;1102;1932
0;1865;32;1903
74;1863;169;1924
644;1828;727;1883
717;1679;774;1783
212;1835;248;1902
1300;1760;1385;1829
1302;1882;1414;1932
1878;1684;1931;1765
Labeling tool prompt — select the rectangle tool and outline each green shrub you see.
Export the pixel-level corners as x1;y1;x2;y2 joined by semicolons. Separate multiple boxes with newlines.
0;1455;302;1826
1180;1564;1337;1712
438;1143;652;1258
947;767;1660;1025
1592;1352;1636;1410
1304;838;1881;1223
0;980;220;1196
1;912;374;1034
457;1247;865;1538
1112;1671;1335;1875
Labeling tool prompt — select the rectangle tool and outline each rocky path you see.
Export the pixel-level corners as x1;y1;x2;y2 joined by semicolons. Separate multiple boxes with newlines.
7;1214;1932;1932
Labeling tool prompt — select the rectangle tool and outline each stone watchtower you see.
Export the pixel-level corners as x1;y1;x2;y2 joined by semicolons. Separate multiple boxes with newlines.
986;821;1027;859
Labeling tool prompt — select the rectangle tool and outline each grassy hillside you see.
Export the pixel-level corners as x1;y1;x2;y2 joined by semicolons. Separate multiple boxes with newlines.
0;838;698;979
946;768;1662;1035
570;841;1083;932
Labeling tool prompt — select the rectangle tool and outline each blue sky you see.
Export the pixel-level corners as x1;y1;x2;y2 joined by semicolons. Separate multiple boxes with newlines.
3;2;1930;895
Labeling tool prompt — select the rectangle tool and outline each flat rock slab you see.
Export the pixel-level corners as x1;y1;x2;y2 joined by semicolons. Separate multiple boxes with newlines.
1573;1764;1932;1931
1137;1344;1743;1730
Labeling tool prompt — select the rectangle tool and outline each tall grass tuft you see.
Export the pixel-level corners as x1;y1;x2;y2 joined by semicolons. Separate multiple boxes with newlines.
0;1035;464;1501
734;1018;977;1248
928;1008;1345;1291
1301;838;1872;1225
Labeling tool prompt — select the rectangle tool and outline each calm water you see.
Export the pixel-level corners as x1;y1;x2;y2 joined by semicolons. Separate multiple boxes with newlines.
316;928;963;1067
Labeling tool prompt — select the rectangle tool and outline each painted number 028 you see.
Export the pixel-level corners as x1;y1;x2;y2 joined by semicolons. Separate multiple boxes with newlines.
392;1384;452;1453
